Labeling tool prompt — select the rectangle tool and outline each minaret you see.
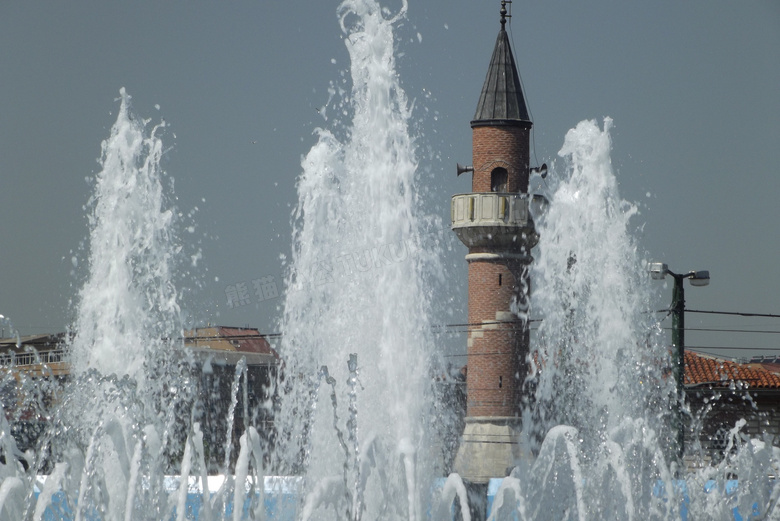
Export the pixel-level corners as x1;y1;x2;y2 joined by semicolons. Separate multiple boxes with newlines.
452;1;537;485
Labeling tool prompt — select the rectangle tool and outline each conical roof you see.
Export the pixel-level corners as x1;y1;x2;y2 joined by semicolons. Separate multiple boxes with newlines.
472;27;531;128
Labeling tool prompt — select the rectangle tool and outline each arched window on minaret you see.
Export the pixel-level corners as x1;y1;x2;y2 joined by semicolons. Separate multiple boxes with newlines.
491;167;508;192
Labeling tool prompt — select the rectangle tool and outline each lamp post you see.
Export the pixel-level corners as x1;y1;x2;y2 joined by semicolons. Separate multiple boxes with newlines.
649;262;710;462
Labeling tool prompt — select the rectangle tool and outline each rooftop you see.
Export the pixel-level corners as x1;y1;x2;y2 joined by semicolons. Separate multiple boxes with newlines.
685;350;780;390
0;326;279;372
472;22;531;127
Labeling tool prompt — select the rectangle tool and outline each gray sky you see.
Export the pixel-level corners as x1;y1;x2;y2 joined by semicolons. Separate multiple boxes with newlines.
1;1;778;360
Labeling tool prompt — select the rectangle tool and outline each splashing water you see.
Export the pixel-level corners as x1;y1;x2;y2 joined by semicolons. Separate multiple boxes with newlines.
60;88;191;520
511;118;680;520
1;1;445;518
4;2;780;521
273;1;442;519
0;89;194;520
526;118;664;454
70;88;182;381
481;118;780;520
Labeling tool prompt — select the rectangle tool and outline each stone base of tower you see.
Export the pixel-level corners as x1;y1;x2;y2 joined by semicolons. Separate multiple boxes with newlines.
452;417;522;484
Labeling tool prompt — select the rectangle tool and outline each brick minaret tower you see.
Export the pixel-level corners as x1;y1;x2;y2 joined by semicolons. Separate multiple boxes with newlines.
452;2;538;485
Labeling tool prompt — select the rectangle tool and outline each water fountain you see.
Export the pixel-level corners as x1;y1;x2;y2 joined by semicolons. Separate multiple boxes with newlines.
482;118;780;521
496;118;684;520
1;1;442;519
0;86;200;520
2;1;780;520
271;1;445;518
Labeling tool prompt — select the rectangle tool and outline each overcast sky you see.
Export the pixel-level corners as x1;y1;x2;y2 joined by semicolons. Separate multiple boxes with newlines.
1;1;778;360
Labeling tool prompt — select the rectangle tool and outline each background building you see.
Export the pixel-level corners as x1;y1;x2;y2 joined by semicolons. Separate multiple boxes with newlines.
685;350;780;469
0;326;280;472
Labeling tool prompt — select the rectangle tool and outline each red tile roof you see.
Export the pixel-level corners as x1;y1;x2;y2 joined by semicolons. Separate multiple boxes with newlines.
185;326;279;358
685;351;780;389
217;327;277;356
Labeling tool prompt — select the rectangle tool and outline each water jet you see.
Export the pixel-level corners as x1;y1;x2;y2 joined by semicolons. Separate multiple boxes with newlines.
1;2;779;521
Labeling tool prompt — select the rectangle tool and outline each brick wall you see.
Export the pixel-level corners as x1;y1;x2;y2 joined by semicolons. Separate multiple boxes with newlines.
466;259;530;417
462;121;532;418
472;126;530;194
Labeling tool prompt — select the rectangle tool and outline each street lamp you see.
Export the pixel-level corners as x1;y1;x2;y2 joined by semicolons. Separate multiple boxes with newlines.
648;262;710;461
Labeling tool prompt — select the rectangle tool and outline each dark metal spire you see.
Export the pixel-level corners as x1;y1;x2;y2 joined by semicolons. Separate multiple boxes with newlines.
472;1;531;128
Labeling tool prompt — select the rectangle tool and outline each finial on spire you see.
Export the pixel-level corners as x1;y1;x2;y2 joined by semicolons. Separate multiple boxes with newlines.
500;0;511;30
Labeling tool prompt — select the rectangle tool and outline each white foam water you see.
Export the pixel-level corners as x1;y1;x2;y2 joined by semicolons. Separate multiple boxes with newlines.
525;118;660;453
61;88;192;521
4;2;780;520
0;89;194;520
272;1;443;519
481;118;780;520
70;88;182;381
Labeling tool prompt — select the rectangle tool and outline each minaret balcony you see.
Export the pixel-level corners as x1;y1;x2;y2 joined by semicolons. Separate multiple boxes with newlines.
451;192;537;249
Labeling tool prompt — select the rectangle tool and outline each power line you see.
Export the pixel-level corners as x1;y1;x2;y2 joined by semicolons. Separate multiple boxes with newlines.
687;348;779;361
686;309;780;319
687;345;780;352
433;319;542;328
661;327;780;335
444;352;520;358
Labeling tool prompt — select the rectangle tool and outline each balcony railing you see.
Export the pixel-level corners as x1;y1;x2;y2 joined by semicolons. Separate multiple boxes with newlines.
451;192;530;228
0;349;67;368
451;192;537;250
